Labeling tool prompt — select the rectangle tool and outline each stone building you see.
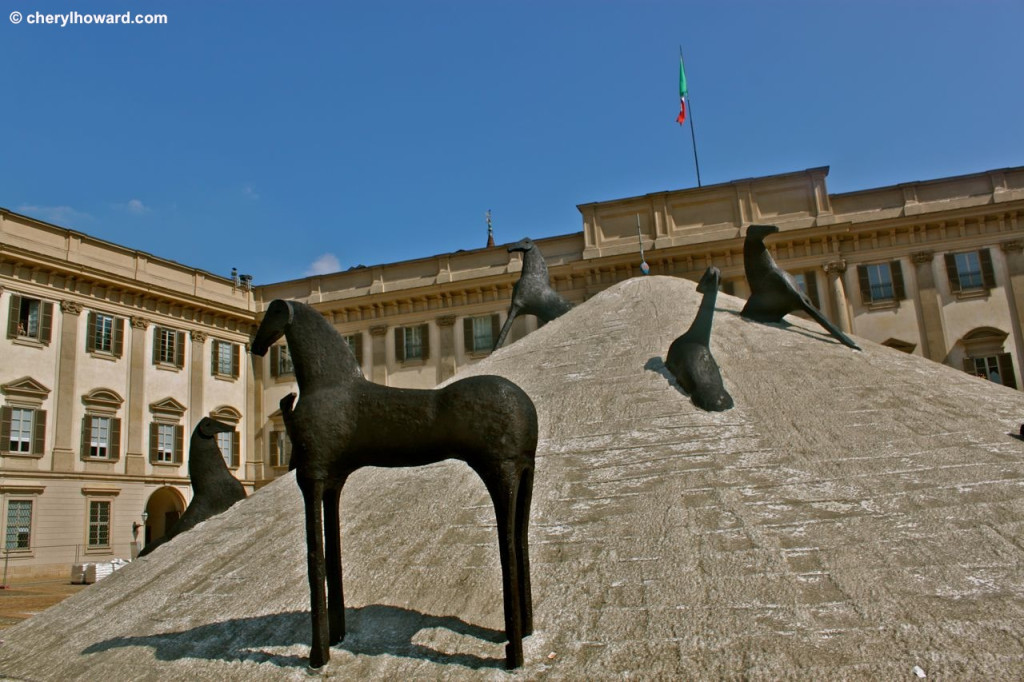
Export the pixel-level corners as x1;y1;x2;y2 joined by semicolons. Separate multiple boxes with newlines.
1;164;1022;578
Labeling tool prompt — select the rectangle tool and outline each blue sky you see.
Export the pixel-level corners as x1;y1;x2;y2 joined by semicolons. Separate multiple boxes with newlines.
3;1;1022;284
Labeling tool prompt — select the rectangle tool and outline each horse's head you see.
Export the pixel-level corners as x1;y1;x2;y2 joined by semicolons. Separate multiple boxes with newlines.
195;417;234;439
508;237;535;254
745;224;780;244
252;299;293;356
696;266;722;295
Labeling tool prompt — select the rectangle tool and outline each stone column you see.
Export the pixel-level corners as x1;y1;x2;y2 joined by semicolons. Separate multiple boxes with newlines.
50;299;82;472
910;251;947;362
125;316;150;476
189;330;206;422
369;325;388;386
1000;240;1024;388
246;337;263;483
436;315;457;385
823;261;852;334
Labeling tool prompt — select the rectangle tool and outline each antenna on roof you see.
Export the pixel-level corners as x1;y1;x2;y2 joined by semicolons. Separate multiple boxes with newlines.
636;214;650;275
231;267;240;289
486;209;495;248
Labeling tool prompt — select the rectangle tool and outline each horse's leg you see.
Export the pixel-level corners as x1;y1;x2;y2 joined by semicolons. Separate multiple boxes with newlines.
515;465;534;636
483;467;524;669
299;477;330;668
323;479;347;645
492;304;520;351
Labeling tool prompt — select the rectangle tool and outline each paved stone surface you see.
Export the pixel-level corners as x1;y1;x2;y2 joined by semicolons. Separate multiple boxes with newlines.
2;275;1024;680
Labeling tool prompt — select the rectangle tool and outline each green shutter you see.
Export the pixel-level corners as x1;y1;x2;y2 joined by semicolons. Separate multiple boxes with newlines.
39;302;53;345
211;340;218;376
149;422;158;462
113;318;124;358
86;312;97;353
110;418;121;460
491;314;501;344
81;416;91;459
269;430;279;465
174;425;184;464
1;406;11;452
152;328;160;365
231;430;240;468
463;318;473;352
7;295;21;339
395;327;405;362
175;331;185;368
352;335;363;367
980;249;996;289
891;261;906;300
945;253;961;293
270;345;279;378
804;272;820;308
232;343;240;378
420;324;430;360
32;409;46;455
856;265;871;304
998;352;1017;389
963;357;977;375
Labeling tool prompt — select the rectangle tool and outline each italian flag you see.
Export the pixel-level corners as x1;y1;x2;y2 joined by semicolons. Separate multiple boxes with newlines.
676;55;688;125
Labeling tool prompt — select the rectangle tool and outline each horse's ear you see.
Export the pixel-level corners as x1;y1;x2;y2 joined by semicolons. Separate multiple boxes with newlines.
268;300;294;325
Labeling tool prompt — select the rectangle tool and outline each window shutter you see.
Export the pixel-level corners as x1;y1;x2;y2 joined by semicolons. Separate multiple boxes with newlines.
175;331;185;368
856;265;872;304
270;345;279;377
395;327;405;362
420;324;430;360
232;343;240;378
86;312;97;353
152;328;160;365
174;425;184;464
6;295;21;339
211;340;218;376
980;249;996;289
891;261;906;300
113;318;124;358
32;409;46;455
463;318;473;352
81;416;91;459
110;418;121;460
40;302;53;345
998;352;1017;389
149;422;158;462
352;335;363;367
945;253;961;293
804;272;820;308
231;430;240;468
269;430;279;465
1;406;11;451
962;357;976;374
491;314;501;343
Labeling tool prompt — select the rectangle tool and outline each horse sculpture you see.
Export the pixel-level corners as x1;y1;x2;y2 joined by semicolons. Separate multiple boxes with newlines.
251;299;538;669
493;237;573;350
138;417;245;557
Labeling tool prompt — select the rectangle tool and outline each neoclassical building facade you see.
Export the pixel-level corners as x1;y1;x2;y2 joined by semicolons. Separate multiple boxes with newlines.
2;164;1022;578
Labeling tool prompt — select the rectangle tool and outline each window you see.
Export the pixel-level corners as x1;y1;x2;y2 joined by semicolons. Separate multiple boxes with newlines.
270;344;293;377
216;429;240;468
86;312;123;357
343;334;363;366
1;378;50;456
5;501;32;550
79;389;124;461
791;272;820;309
8;408;33;453
211;340;240;379
89;416;110;458
88;501;111;547
945;249;995;293
6;295;53;344
152;327;185;368
964;353;1017;389
463;314;500;354
150;422;183;464
269;430;291;468
395;324;429;362
857;261;906;304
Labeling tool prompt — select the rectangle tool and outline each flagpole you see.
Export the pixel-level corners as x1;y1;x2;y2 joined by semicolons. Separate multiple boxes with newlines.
680;46;702;188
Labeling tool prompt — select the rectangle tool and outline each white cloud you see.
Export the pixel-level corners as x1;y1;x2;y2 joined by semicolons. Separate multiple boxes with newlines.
306;253;341;276
17;204;92;227
242;185;260;200
126;198;149;214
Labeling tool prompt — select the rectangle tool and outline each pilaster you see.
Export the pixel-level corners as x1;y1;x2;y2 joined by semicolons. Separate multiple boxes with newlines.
369;325;388;386
189;330;206;422
436;315;457;385
999;240;1024;388
910;251;947;362
125;316;150;476
823;261;852;334
50;299;82;472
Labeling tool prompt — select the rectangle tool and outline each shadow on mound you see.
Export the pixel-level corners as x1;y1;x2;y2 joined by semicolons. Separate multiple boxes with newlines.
82;604;506;670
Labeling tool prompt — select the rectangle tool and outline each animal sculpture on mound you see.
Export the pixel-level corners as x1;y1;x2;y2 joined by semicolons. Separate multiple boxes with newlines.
665;266;734;412
493;237;573;350
741;224;861;350
252;299;538;670
138;417;246;557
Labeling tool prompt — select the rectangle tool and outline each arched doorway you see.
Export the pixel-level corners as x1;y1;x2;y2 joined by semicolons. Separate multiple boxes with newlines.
143;486;186;548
